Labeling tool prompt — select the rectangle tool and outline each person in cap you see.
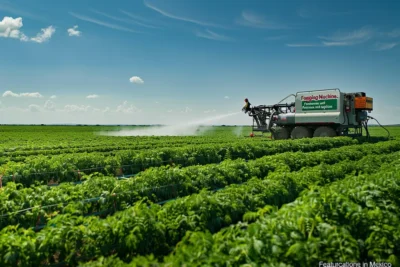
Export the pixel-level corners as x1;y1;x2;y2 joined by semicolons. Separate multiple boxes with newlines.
242;98;251;113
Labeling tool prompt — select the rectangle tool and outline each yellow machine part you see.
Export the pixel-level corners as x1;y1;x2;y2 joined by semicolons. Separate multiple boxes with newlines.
355;96;373;110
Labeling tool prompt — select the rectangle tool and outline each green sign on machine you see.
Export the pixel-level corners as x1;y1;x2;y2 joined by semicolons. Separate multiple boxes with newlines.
302;99;337;111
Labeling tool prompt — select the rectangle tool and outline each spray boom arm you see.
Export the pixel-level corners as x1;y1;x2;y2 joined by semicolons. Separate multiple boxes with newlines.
242;99;295;132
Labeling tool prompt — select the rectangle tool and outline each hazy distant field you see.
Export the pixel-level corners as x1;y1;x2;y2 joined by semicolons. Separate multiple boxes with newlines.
0;124;397;140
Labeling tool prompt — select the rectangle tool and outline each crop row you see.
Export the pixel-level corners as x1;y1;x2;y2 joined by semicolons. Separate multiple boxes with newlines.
0;138;247;165
0;130;253;152
1;140;396;230
137;158;400;267
0;137;357;187
0;136;252;160
0;149;399;266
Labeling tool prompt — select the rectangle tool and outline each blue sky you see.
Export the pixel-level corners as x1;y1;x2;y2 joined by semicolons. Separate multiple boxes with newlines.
0;0;399;125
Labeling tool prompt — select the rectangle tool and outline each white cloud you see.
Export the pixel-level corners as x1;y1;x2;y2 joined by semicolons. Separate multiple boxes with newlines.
321;41;350;47
64;104;92;113
3;90;43;98
68;25;81;37
373;42;398;51
224;96;230;99
103;107;110;113
388;29;400;38
0;16;26;40
204;109;216;114
318;26;374;46
69;12;139;33
287;26;376;48
92;9;159;30
50;95;57;99
116;101;141;113
119;10;160;29
181;107;192;113
2;90;18;97
28;104;41;112
44;100;55;111
0;16;55;43
286;43;320;47
31;26;55;43
20;92;43;98
196;29;233;42
265;35;288;41
0;16;22;37
237;11;289;29
144;0;225;28
86;94;99;99
129;76;144;84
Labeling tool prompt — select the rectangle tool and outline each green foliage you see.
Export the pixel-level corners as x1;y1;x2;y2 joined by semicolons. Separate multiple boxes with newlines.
1;144;400;266
1;140;398;229
158;161;400;267
1;125;400;266
0;135;357;186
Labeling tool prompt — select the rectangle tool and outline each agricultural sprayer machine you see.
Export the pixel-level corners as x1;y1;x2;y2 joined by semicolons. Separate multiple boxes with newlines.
242;88;381;140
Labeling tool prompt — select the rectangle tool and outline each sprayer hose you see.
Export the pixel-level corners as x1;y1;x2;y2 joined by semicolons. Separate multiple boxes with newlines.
367;116;391;139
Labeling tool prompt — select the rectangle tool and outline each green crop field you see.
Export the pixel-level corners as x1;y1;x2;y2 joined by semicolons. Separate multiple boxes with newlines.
0;125;399;267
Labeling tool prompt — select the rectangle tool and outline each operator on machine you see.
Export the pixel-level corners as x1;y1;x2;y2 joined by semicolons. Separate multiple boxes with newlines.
242;98;251;113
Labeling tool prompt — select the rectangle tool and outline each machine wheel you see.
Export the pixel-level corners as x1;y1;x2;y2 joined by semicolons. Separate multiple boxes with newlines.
272;127;290;140
291;126;312;139
313;126;337;137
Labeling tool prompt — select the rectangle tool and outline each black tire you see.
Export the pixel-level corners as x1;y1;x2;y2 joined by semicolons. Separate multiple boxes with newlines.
313;126;337;137
291;126;312;139
272;127;290;140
